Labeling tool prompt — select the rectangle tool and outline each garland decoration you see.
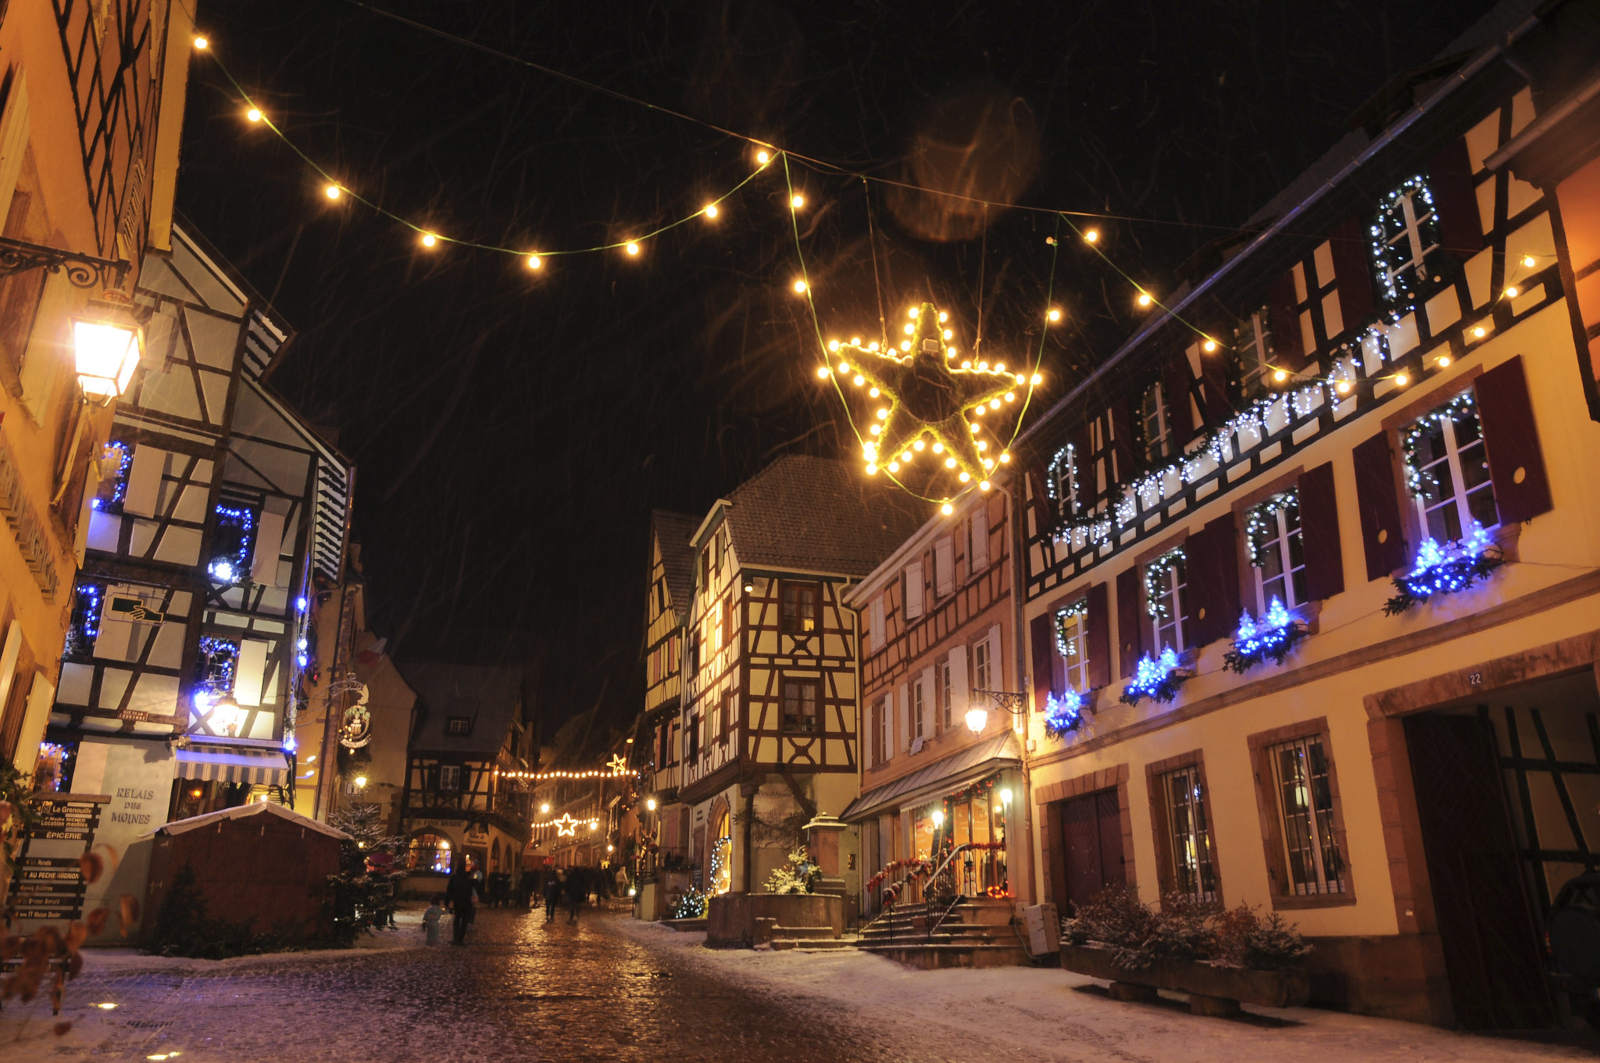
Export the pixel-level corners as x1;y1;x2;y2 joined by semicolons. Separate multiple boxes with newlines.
1401;391;1478;498
670;836;731;918
1384;522;1502;615
1043;690;1088;739
1222;598;1308;674
1144;548;1187;621
1245;492;1299;568
1053;598;1088;658
1370;175;1441;319
1046;443;1078;514
1120;647;1187;706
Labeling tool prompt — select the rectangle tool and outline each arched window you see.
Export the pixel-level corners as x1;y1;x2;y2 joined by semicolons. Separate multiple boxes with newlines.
712;811;732;895
407;832;453;874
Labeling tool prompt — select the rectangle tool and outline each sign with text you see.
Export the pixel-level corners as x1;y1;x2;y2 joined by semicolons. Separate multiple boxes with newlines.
70;737;177;943
4;797;105;927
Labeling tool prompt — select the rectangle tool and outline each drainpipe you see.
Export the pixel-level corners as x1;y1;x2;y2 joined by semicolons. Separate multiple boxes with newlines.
1005;477;1039;905
742;783;755;893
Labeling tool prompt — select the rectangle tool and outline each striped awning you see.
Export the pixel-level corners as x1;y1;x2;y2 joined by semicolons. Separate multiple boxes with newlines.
175;743;289;786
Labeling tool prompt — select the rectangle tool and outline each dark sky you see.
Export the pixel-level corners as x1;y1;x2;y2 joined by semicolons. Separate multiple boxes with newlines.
175;0;1496;734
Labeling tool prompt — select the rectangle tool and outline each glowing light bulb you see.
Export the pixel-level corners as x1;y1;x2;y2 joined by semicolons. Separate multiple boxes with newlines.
999;452;1011;464
982;457;994;469
1272;368;1289;384
625;241;641;256
899;452;911;463
852;374;865;387
1503;285;1519;299
969;422;980;434
903;323;915;335
868;386;880;397
945;457;957;469
1136;290;1154;308
988;398;1001;410
1202;338;1217;352
525;253;544;271
816;365;831;379
931;441;944;454
1083;228;1100;244
980;480;992;491
1437;354;1452;368
1521;254;1536;268
1030;373;1043;386
943;328;953;340
246;107;263;123
976;440;988;452
755;148;771;165
913;440;926;451
908;306;920;319
900;340;911;352
1047;307;1062;323
887;461;900;473
837;361;851;373
703;203;719;219
1004;392;1016;403
937;311;948;323
790;193;806;210
866;463;878;475
1335;379;1352;395
419;232;438;248
869;424;882;436
193;35;209;50
940;502;954;516
868;341;880;352
994;362;1006;372
323;183;342;200
1471;325;1486;339
792;278;808;295
948;347;958;358
875;407;889;420
958;469;969;481
960;360;972;369
827;339;840;351
1394;372;1409;386
849;337;862;348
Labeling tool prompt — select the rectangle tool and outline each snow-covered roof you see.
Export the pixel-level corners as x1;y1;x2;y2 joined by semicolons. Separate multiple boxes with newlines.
150;800;351;841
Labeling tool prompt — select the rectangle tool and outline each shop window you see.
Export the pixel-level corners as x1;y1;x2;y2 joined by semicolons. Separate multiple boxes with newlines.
1262;731;1347;898
1404;392;1499;544
64;582;104;661
1156;764;1219;903
92;440;133;512
1245;492;1307;611
780;581;819;635
208;502;258;584
1139;382;1169;464
781;678;819;734
407;832;453;873
1144;548;1188;652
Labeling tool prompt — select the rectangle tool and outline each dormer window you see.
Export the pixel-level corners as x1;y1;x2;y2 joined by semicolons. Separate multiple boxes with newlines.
446;716;472;736
1371;175;1441;316
209;503;257;584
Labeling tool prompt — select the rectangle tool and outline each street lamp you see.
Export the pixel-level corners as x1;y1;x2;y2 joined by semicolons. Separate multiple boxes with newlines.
354;774;368;790
966;689;1029;733
72;295;144;403
539;801;551;815
645;797;658;812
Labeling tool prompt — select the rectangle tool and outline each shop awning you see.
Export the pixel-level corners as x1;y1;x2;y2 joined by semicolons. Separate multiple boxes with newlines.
175;743;289;786
839;732;1022;823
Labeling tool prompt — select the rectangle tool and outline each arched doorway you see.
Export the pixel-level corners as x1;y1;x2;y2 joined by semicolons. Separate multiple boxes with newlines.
711;808;732;895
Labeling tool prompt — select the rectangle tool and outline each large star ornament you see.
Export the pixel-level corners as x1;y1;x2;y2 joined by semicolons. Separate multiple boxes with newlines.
606;753;629;774
821;301;1040;508
553;813;579;837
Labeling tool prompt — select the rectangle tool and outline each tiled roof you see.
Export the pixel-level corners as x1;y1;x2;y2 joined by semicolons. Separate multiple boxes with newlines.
720;455;926;577
397;660;526;757
650;510;699;622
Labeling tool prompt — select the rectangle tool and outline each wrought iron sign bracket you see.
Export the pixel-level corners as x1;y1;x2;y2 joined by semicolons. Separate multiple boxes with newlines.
0;236;130;289
971;689;1029;716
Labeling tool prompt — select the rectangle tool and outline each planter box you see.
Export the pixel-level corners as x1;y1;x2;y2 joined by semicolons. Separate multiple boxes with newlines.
1060;944;1310;1015
706;892;843;947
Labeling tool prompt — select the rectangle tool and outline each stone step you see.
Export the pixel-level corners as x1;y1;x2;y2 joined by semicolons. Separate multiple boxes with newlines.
860;941;1030;970
770;925;837;940
771;937;857;951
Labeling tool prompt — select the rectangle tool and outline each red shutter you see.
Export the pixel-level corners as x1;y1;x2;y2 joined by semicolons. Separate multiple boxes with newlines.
1268;272;1307;371
1163;353;1194;443
1352;431;1408;580
1330;216;1375;333
1030;612;1056;710
1201;342;1232;426
1297;461;1346;601
1026;463;1051;537
1429;136;1485;258
1187;515;1241;647
1085;582;1111;689
1474;355;1552;523
1115;567;1143;679
1109;401;1135;483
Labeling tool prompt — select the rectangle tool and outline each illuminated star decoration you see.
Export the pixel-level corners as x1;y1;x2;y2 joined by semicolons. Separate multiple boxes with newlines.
606;753;629;774
553;813;579;837
820;301;1042;513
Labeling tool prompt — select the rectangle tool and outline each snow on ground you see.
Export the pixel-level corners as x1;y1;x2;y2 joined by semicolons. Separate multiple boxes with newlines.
610;917;1598;1062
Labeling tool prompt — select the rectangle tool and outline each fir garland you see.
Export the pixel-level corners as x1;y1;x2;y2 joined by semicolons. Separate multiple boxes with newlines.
1119;648;1187;706
1043;690;1088;739
1245;491;1299;568
1384;524;1503;615
1221;599;1308;674
1144;548;1186;621
1054;598;1088;658
1401;390;1479;499
1046;443;1078;514
1369;175;1440;319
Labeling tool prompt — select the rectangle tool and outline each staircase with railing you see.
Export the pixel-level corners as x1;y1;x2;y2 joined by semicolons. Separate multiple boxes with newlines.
856;843;1028;969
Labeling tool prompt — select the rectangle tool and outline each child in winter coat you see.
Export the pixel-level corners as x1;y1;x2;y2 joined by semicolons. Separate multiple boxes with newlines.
422;895;445;946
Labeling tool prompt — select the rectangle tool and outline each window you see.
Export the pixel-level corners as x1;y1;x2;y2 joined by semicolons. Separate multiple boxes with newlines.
1053;600;1089;694
1405;393;1498;544
719;690;734;738
438;765;461;791
1144;548;1188;651
937;657;953;731
903;561;924;620
1246;492;1307;610
687;713;701;760
700;546;710;586
193;636;240;702
708;601;723;654
968;511;990;572
1139;382;1169;464
1157;765;1218;903
868;597;885;653
910;680;925;742
1371;175;1441;312
874;695;889;767
934;537;955;597
781;678;819;734
667;719;680;766
972;637;991;692
689;632;701;674
446;716;472;736
92;440;133;513
1047;444;1078;516
712;530;724;576
1267;734;1346;896
209;503;258;584
407;832;453;873
1232;308;1273;394
780;581;819;635
65;582;104;661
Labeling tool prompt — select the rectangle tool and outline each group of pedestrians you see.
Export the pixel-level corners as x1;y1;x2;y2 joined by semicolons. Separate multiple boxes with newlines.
436;860;609;944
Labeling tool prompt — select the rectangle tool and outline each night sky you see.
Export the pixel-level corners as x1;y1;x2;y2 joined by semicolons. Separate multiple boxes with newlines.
174;0;1496;735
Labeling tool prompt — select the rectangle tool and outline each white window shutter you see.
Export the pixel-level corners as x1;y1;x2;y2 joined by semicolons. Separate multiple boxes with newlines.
234;639;271;706
934;537;954;596
123;445;164;518
897;683;909;752
987;623;1003;689
0;69;30;224
870;597;885;652
250;510;286;585
949;645;968;717
919;666;934;735
904;560;924;619
0;621;22;718
970;510;989;572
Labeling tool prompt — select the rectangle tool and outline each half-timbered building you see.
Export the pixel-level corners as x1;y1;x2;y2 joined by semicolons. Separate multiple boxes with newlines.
1014;0;1600;1027
675;455;920;901
0;0;194;782
640;509;694;879
397;661;534;887
49;225;353;828
841;488;1028;917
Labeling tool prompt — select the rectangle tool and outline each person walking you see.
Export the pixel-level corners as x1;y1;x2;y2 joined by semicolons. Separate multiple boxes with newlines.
543;868;565;924
445;858;482;945
565;865;585;925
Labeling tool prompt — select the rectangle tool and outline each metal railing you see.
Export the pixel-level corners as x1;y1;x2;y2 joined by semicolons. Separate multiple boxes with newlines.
861;842;1007;939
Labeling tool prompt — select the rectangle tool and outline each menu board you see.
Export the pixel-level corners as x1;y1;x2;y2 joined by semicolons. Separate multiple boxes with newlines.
5;796;105;925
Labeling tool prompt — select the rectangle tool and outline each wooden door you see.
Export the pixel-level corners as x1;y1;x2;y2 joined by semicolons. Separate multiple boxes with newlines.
1057;788;1124;913
1406;712;1554;1028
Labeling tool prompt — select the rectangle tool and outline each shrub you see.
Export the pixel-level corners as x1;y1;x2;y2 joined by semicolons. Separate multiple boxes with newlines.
1062;889;1310;971
1212;904;1312;970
